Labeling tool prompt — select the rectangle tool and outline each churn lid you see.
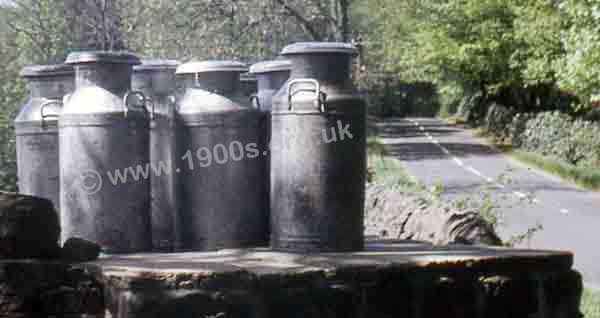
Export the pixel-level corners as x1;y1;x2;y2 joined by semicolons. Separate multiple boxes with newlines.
249;60;292;74
175;60;248;75
20;64;74;78
134;59;180;71
281;42;358;56
65;51;141;65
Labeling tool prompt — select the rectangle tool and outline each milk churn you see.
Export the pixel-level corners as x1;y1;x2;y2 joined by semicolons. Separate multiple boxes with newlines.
15;64;74;213
249;60;291;111
132;59;179;252
270;42;367;252
175;61;268;251
239;72;258;97
60;51;151;253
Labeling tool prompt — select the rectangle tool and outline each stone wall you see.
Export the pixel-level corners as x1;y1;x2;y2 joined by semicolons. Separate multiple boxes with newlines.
0;260;104;317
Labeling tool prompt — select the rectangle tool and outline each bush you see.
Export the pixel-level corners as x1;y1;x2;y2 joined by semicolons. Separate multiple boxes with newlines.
359;75;439;117
568;120;600;169
521;112;575;162
437;82;464;118
456;91;487;123
484;103;515;142
519;111;600;169
507;113;535;147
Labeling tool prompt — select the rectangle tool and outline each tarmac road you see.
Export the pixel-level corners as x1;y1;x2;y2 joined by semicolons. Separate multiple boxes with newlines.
377;117;600;289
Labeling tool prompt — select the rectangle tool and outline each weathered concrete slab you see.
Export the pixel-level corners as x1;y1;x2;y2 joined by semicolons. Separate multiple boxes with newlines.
0;242;580;317
82;241;579;318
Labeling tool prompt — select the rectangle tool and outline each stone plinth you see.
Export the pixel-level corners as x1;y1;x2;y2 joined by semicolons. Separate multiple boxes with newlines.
82;241;581;318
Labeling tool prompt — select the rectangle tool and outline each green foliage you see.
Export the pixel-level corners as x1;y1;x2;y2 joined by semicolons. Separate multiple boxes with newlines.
0;24;24;191
581;288;600;318
555;0;600;108
509;149;600;191
356;0;600;113
484;103;515;142
519;112;600;169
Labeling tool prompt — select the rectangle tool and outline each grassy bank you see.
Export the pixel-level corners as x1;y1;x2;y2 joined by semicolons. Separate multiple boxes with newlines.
367;137;419;189
472;129;600;191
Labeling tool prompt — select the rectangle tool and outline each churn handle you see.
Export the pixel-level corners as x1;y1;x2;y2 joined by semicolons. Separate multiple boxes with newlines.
123;91;147;118
250;94;261;110
167;95;178;113
145;96;156;120
39;100;62;128
287;78;324;112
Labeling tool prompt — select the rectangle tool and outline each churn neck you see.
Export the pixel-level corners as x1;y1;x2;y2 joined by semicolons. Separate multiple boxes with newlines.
176;61;248;95
287;54;352;83
257;71;290;91
180;72;242;95
132;60;179;98
25;75;74;99
65;51;141;94
281;42;357;83
249;60;291;91
20;64;74;99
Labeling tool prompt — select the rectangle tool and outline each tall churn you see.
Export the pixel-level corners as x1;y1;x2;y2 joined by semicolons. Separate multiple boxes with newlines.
60;51;151;253
248;60;291;111
132;59;179;252
175;61;268;251
270;42;367;252
239;72;258;97
15;64;74;213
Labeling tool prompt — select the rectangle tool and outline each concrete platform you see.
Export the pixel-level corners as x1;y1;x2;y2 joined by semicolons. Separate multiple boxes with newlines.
83;241;580;318
0;241;582;318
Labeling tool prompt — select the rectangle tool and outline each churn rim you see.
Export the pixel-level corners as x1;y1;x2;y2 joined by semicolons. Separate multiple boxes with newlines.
20;64;74;78
248;60;292;74
175;60;248;75
134;59;181;71
281;42;358;56
64;51;141;65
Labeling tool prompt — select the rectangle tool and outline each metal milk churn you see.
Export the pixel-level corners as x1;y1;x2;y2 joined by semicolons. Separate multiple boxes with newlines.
239;72;258;97
249;60;291;112
15;64;75;213
132;59;179;252
270;42;367;252
175;61;268;251
59;51;151;253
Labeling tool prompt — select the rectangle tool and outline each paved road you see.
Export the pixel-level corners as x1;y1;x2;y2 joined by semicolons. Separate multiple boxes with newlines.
377;117;600;289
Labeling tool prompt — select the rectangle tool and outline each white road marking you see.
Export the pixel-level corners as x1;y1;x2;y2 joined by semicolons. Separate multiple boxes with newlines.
406;118;570;215
514;191;528;199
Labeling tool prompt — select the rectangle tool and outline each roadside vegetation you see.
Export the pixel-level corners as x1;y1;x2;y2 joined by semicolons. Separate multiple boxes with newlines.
581;288;600;318
469;109;600;191
367;138;544;247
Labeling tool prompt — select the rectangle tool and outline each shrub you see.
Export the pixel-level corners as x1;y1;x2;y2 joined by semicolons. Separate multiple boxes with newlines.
569;120;600;169
484;103;515;142
520;111;600;169
0;124;17;192
521;112;575;162
507;113;535;147
456;91;487;123
437;82;464;118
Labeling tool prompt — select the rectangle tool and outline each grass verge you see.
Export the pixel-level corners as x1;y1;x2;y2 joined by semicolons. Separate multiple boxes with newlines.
582;288;600;318
473;129;600;191
367;137;421;190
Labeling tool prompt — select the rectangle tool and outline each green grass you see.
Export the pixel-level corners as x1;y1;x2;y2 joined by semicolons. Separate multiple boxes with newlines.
367;137;421;190
509;150;600;191
473;128;600;191
582;288;600;318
